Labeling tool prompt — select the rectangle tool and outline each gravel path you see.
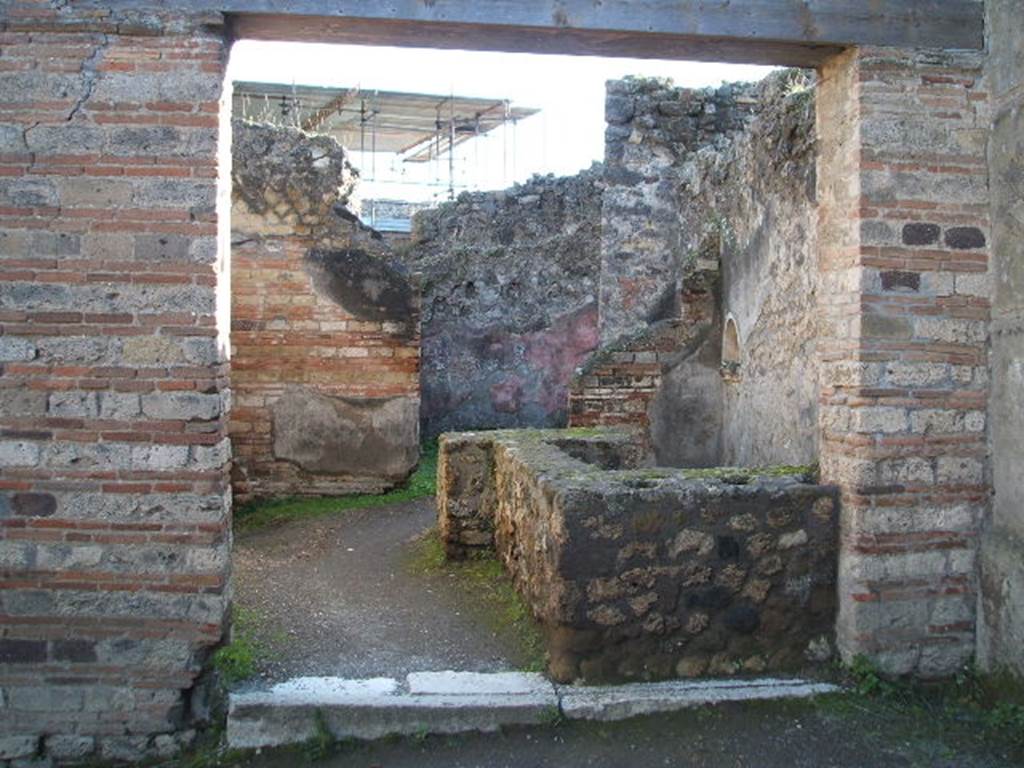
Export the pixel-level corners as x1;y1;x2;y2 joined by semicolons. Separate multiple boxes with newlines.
232;497;525;682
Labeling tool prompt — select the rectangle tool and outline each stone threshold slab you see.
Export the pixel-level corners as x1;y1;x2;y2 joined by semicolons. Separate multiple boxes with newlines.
556;677;841;721
227;671;840;749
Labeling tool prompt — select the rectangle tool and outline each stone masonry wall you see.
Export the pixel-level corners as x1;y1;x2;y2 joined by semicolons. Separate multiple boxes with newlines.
817;47;991;677
438;430;838;684
599;77;757;346
0;4;230;762
230;121;420;502
978;0;1024;678
575;72;819;470
682;71;820;467
437;429;647;560
403;171;601;437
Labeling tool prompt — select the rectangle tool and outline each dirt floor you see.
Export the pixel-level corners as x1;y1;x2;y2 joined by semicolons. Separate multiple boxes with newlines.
236;696;1023;768
232;497;538;682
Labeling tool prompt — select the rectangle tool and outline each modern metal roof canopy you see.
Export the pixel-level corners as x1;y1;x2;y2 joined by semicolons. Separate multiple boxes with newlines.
233;81;538;163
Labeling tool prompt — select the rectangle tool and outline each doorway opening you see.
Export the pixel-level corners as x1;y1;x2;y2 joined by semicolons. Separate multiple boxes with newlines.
219;38;823;685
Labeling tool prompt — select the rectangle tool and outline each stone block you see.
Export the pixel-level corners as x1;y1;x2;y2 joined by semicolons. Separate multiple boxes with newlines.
0;337;36;362
0;441;41;468
0;736;39;760
130;444;190;472
944;227;986;250
57;177;135;208
141;392;222;421
406;671;552;697
271;388;418;478
11;493;57;518
851;407;907;434
861;313;913;339
0;639;47;663
0;177;58;208
935;456;984;484
44;735;95;762
914;317;987;345
48;392;100;419
880;270;920;292
98;736;151;763
558;678;838;721
901;222;937;246
0;390;46;418
122;336;185;365
227;674;556;749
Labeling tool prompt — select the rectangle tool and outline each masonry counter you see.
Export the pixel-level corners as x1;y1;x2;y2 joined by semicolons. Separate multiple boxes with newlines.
437;428;838;683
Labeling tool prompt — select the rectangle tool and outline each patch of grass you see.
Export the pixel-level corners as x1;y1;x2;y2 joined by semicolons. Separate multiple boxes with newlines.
824;656;1024;759
234;441;438;533
212;637;257;685
560;426;615;438
211;605;279;685
302;709;335;762
459;554;548;673
179;736;250;768
407;528;547;673
540;704;565;726
406;525;448;573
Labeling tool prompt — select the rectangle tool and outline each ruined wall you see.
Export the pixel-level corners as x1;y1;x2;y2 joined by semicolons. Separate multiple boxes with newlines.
681;72;820;467
403;172;601;437
599;77;756;345
979;0;1024;677
230;121;420;502
0;5;229;761
578;73;819;470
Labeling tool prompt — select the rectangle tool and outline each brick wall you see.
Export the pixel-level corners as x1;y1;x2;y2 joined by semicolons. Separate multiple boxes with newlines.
818;47;991;677
0;3;230;760
568;268;718;461
230;121;420;502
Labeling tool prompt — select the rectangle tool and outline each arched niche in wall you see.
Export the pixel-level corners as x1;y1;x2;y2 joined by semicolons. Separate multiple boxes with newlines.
722;313;742;382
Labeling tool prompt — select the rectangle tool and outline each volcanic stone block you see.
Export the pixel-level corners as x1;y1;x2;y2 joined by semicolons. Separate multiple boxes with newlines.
271;387;419;479
902;222;941;245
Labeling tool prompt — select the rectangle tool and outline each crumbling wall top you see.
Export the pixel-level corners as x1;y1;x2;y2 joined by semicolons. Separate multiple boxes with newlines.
231;119;362;238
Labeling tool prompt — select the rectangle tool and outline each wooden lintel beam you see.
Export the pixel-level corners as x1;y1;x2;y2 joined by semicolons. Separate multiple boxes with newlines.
93;1;985;64
214;1;987;66
228;14;840;68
